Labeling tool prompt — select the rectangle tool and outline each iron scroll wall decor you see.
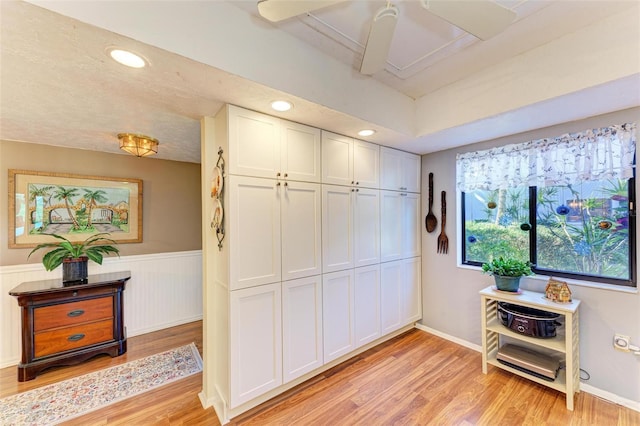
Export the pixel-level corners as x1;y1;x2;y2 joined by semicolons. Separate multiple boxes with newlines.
211;147;225;250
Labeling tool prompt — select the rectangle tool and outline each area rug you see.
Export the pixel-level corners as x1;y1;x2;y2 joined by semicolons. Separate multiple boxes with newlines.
0;343;202;425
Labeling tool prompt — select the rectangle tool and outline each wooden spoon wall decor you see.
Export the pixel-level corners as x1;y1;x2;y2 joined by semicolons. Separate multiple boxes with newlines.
425;172;437;232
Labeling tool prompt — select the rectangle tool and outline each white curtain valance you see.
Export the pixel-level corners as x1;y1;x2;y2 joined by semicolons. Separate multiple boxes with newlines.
456;123;636;192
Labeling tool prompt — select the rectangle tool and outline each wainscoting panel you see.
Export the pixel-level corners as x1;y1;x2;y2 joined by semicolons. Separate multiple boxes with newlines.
0;250;202;368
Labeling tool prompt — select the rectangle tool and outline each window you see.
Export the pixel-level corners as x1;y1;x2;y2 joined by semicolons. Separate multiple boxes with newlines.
458;123;636;287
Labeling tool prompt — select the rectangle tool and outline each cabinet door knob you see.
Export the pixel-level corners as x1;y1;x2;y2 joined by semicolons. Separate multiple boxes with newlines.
284;173;288;178
356;182;359;185
67;333;85;342
276;182;281;187
277;172;281;177
67;309;85;318
284;182;288;187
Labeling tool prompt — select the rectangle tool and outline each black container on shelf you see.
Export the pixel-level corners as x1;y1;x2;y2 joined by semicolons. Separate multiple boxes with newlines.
497;302;561;338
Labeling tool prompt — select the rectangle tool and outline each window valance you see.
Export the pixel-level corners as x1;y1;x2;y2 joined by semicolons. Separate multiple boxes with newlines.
456;123;636;192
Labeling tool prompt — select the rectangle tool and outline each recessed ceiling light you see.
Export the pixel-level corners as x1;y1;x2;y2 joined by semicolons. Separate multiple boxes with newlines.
271;100;292;112
108;48;146;68
358;129;376;137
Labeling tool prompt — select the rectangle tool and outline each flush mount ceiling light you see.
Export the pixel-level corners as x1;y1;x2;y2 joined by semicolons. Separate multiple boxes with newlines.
108;48;147;68
271;100;293;112
358;129;376;137
118;133;159;157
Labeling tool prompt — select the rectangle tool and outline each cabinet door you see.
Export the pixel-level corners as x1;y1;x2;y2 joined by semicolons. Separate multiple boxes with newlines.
321;131;353;186
354;188;380;267
402;192;421;258
282;276;323;383
228;105;281;179
353;140;379;189
322;185;353;273
402;257;422;324
323;270;355;363
281;181;322;281
354;264;381;348
380;260;403;334
402;151;421;193
379;147;404;191
229;176;281;290
380;190;403;262
281;120;321;183
230;283;282;408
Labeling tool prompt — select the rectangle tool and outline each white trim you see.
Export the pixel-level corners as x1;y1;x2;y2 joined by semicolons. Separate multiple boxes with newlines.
581;384;640;413
414;323;482;352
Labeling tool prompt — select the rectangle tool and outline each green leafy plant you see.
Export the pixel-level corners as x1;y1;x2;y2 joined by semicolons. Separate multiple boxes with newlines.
28;233;119;271
482;257;533;277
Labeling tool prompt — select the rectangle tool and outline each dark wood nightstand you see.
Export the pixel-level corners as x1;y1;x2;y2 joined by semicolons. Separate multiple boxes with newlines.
9;271;131;381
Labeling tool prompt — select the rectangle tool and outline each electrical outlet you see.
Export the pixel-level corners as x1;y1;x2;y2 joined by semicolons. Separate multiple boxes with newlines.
614;334;631;351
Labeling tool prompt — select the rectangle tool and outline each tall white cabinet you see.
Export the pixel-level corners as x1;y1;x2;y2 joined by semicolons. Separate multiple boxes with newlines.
202;105;422;423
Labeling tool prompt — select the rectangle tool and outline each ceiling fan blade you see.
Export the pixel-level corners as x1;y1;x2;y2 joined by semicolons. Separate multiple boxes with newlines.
360;4;399;75
421;0;516;40
257;0;347;22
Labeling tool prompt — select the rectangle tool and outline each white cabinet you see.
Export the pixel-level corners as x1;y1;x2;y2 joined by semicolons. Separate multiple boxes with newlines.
282;276;323;383
380;190;421;262
230;176;321;290
281;120;322;183
322;131;379;188
230;176;282;290
322;185;353;273
322;185;380;273
281;181;322;281
354;188;380;267
402;257;422;324
380;260;402;334
229;105;321;182
230;283;282;408
354;264;381;348
479;286;580;410
380;147;420;192
353;139;380;188
323;270;355;363
203;106;422;422
380;258;422;334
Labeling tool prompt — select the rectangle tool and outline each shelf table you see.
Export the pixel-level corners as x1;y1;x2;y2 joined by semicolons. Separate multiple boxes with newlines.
480;285;580;410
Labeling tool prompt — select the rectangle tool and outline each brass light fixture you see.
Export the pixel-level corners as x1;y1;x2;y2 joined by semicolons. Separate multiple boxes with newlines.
118;133;159;157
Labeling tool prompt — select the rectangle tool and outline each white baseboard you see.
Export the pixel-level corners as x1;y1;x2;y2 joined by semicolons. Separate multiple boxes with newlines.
414;324;640;413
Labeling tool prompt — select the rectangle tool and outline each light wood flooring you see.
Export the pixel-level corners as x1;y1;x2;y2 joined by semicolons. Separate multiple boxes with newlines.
1;321;638;425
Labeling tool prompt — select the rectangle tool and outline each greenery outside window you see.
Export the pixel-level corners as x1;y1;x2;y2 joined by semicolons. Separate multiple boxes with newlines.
458;123;637;287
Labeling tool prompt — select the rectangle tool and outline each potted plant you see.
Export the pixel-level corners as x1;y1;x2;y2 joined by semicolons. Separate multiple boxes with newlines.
482;257;533;292
28;233;119;283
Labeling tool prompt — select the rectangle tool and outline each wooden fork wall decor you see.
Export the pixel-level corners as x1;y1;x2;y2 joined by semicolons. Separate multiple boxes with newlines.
437;191;449;254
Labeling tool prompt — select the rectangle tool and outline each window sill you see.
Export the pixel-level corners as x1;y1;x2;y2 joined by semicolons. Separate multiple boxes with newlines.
458;263;638;294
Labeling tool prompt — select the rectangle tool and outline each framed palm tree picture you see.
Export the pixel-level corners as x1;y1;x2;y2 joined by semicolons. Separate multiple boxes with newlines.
9;170;142;247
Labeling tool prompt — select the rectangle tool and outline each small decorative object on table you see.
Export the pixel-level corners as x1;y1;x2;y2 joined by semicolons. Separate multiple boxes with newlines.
482;257;533;292
27;233;119;283
545;278;572;303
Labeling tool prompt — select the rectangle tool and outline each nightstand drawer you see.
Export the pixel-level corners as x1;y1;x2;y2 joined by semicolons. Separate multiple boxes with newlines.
34;318;114;358
34;297;113;332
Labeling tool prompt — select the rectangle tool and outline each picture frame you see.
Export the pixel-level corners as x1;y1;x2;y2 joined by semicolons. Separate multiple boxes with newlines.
8;169;143;248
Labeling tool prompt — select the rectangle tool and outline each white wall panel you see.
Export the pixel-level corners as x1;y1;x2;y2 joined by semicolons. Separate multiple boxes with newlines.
0;250;202;368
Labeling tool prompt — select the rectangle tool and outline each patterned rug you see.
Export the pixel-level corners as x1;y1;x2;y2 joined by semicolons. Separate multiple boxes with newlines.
0;343;202;425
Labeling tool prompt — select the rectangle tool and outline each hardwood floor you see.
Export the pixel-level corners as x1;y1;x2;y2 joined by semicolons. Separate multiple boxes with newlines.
2;321;638;425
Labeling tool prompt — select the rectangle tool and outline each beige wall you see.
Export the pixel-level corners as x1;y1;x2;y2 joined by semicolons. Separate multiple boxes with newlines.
420;106;640;403
0;140;201;266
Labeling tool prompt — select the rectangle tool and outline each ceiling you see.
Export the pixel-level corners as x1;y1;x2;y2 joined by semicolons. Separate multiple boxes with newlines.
1;0;638;163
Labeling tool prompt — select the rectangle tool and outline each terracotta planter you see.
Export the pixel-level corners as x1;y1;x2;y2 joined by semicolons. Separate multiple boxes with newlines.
62;256;88;283
494;275;522;292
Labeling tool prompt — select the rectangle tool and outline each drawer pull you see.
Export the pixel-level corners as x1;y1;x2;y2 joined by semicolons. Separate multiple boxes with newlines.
67;333;85;342
67;310;85;318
